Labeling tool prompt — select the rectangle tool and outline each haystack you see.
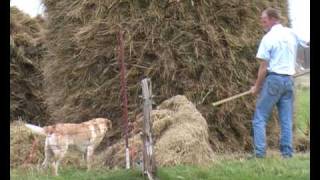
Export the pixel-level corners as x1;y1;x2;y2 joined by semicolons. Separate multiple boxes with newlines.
42;0;289;152
10;7;48;124
104;95;213;168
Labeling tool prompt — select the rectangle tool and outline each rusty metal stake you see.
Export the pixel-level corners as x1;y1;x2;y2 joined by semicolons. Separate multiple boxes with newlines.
117;30;130;169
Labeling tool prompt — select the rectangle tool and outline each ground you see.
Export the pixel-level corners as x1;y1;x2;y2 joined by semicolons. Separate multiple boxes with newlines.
10;152;309;180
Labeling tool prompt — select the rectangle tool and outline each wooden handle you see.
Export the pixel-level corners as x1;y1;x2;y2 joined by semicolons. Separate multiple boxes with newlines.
212;90;251;106
211;69;310;107
293;69;310;78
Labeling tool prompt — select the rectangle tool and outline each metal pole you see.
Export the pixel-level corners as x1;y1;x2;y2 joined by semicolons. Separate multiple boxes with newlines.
117;30;130;169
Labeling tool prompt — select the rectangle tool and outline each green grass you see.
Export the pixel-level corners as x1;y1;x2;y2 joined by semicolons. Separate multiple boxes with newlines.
158;154;309;180
10;167;144;180
10;153;309;180
294;87;310;137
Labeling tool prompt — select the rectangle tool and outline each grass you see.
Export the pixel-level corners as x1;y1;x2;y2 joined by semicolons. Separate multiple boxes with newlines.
294;86;310;138
10;166;144;180
10;153;309;180
159;153;310;180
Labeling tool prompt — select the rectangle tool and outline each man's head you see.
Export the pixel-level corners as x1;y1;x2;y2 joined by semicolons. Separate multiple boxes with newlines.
260;7;281;32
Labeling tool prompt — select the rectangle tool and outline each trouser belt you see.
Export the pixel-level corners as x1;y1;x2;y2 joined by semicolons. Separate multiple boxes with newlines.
267;72;291;77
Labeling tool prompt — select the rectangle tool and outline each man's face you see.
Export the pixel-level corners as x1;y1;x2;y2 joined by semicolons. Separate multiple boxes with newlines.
260;12;273;32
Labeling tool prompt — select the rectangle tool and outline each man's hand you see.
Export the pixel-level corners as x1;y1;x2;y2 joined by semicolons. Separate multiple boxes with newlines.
251;60;268;96
250;85;260;96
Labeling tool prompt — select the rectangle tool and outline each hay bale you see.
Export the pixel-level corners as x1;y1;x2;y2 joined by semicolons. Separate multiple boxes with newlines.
103;95;213;168
10;7;48;124
42;0;288;151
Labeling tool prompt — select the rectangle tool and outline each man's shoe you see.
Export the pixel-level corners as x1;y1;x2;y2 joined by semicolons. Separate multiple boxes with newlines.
247;154;265;160
282;154;292;159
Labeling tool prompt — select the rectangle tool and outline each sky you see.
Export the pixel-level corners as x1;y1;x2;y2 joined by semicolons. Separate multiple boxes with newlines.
288;0;310;41
10;0;45;17
10;0;310;41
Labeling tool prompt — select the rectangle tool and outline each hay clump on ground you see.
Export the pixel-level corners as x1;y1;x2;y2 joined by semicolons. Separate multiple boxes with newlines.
42;0;288;152
103;95;214;168
294;136;310;152
154;95;214;166
10;121;45;168
10;7;48;124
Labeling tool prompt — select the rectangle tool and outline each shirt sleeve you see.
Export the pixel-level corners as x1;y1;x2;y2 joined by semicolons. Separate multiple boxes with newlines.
297;36;309;48
256;36;271;61
290;28;309;48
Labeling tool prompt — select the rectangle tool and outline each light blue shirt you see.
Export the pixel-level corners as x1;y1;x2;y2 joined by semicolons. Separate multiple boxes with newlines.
256;24;308;75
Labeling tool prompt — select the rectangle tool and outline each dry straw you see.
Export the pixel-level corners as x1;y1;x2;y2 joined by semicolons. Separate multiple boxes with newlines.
10;120;45;168
10;7;48;124
103;95;214;168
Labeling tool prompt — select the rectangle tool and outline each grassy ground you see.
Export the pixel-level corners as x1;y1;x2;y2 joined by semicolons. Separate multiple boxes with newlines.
10;153;309;180
294;86;310;137
159;153;309;180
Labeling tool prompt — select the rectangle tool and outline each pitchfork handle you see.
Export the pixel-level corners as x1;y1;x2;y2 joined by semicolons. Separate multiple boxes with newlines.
212;90;251;107
211;69;310;107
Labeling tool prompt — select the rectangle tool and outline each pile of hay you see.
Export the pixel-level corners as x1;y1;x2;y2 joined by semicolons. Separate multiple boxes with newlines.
103;95;214;168
10;7;48;124
10;121;45;168
42;0;288;152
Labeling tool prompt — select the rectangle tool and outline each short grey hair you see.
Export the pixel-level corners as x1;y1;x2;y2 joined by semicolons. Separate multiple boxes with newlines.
263;7;281;20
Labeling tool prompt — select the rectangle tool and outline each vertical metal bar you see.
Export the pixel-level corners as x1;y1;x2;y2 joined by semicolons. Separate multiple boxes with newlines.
141;78;156;180
117;30;130;169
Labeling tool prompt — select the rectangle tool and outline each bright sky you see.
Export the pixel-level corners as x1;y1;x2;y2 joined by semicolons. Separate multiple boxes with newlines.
10;0;44;17
10;0;309;41
288;0;310;41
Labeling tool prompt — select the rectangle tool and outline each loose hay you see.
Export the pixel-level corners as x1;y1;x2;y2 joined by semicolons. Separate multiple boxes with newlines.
154;95;214;166
10;121;45;168
294;136;310;152
104;95;214;168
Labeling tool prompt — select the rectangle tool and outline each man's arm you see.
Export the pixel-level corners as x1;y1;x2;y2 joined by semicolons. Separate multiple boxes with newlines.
291;29;309;48
251;60;268;95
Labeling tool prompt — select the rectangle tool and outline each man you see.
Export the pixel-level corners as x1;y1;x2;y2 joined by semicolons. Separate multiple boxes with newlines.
250;7;309;158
